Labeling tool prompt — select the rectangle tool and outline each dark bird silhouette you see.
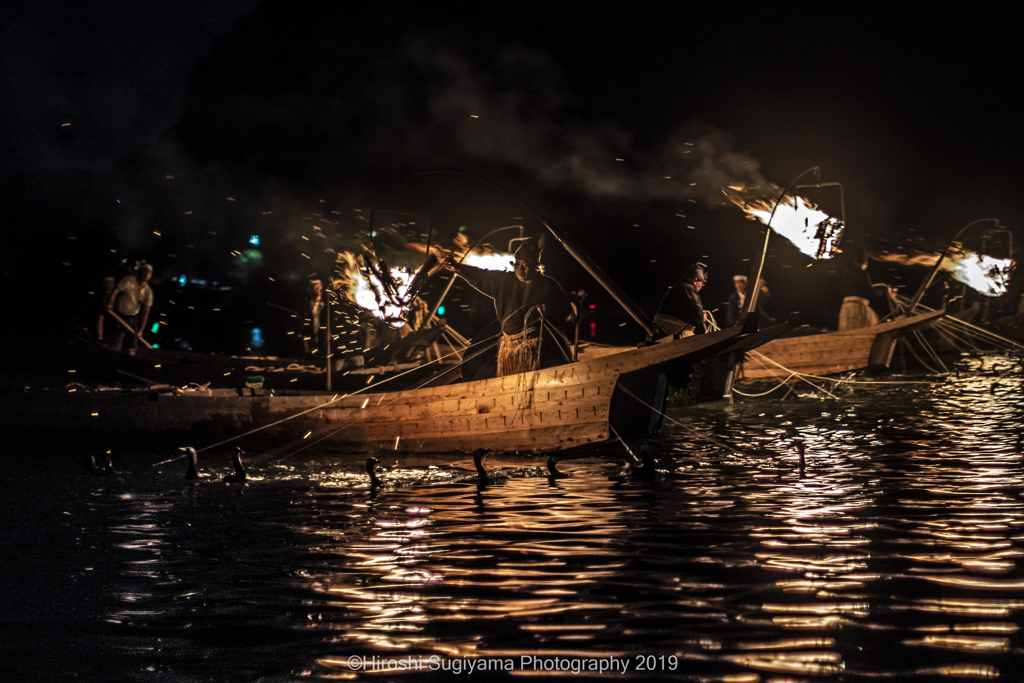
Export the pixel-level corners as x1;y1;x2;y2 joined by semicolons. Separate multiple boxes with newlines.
223;447;247;483
473;448;491;482
547;454;571;479
366;456;383;487
181;447;200;480
82;453;113;477
627;442;659;479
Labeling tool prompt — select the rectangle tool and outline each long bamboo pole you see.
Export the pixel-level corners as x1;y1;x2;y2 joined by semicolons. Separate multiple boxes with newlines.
108;310;155;349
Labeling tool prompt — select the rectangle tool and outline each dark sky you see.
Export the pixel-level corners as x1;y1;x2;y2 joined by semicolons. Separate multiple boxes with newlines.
2;0;1022;337
0;0;259;177
3;1;1021;236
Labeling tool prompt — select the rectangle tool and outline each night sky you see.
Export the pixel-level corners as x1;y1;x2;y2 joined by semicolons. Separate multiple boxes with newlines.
2;1;1021;348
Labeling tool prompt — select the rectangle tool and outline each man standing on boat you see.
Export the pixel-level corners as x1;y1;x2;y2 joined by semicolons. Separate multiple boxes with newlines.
106;263;154;356
302;279;326;359
838;248;896;330
654;262;709;337
442;235;572;377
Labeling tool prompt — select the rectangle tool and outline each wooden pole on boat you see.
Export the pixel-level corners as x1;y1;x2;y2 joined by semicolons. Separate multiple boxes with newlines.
325;296;332;392
541;225;659;338
903;218;1000;315
404;172;658;337
108;310;154;349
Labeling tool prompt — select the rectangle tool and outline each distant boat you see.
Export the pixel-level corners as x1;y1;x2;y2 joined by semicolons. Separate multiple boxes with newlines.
737;310;945;380
3;322;756;453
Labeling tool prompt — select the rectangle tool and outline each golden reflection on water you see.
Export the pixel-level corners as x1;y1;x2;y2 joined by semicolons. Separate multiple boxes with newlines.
70;354;1024;680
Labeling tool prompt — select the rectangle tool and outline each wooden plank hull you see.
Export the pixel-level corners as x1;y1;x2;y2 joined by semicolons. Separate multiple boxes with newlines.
739;310;945;380
2;324;750;453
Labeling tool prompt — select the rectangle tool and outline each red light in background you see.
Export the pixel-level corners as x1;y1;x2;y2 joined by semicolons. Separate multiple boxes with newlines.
588;304;596;309
589;323;597;337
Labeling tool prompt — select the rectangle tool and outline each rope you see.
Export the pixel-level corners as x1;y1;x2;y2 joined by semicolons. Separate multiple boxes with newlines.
608;423;638;461
154;335;495;465
616;385;747;456
732;372;798;397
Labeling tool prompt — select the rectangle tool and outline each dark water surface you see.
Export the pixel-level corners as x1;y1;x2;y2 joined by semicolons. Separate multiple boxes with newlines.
3;355;1023;682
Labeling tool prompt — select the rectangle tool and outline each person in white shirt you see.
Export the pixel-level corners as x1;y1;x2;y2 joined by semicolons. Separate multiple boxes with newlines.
107;263;154;355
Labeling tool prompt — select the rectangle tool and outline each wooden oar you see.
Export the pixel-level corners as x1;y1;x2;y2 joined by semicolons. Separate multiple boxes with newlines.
108;309;154;349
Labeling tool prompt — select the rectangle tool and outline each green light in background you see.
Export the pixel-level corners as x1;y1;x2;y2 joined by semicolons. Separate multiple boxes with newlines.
150;323;160;334
438;306;446;315
152;343;160;349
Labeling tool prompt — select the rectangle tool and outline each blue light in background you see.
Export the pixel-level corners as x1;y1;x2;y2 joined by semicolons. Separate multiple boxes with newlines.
249;235;260;245
177;275;187;286
250;327;265;348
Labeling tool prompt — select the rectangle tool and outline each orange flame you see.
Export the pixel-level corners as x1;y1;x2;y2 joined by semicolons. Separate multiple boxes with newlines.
875;247;1014;297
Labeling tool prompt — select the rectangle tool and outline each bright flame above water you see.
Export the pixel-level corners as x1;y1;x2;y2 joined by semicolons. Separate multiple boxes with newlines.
876;248;1015;297
734;195;844;260
945;252;1013;297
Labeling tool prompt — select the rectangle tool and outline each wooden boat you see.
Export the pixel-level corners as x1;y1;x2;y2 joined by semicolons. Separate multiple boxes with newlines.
737;309;945;380
577;322;791;405
5;325;463;393
1;320;756;452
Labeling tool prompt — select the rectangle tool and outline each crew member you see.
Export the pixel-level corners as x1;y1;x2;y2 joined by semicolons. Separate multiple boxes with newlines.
838;249;895;330
655;262;708;337
107;263;154;355
302;279;325;359
95;276;117;341
443;235;572;377
725;275;747;326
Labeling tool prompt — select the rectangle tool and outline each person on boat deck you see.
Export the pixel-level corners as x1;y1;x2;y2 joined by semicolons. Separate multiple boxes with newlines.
442;234;572;377
726;275;777;327
654;262;709;337
838;248;896;331
107;263;154;356
94;276;117;342
302;279;326;359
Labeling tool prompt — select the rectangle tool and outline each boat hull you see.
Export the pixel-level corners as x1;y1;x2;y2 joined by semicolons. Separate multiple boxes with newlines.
2;325;748;453
739;310;945;380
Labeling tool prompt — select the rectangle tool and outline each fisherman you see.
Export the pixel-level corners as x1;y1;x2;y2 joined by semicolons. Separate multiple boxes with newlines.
725;275;776;327
106;263;154;355
725;275;747;326
94;276;117;341
838;248;896;330
654;262;708;337
442;234;572;377
302;279;325;359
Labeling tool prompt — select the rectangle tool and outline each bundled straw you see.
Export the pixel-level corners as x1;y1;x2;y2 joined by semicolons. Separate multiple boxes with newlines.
497;329;539;376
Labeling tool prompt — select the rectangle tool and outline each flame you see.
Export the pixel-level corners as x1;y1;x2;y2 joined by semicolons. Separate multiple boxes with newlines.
876;247;1014;297
945;252;1013;297
729;193;845;260
333;252;414;328
461;251;514;271
351;269;414;324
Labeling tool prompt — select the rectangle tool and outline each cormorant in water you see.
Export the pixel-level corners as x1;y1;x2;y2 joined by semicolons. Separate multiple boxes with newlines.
366;457;383;488
181;447;199;480
82;452;114;477
546;455;571;479
223;447;247;483
627;442;660;479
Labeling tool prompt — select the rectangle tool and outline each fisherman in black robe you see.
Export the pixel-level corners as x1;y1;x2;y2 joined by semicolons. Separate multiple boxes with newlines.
443;235;572;378
654;262;709;337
